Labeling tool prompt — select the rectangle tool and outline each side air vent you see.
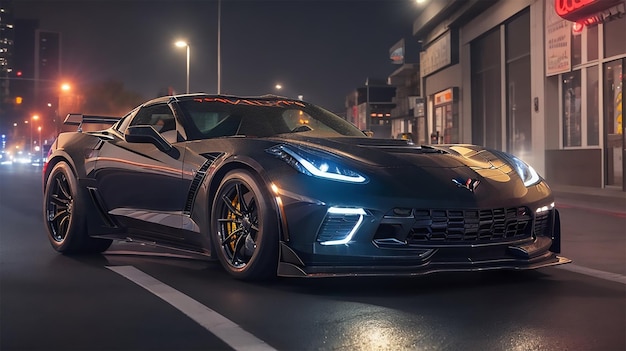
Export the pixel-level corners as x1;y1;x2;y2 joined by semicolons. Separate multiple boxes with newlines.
183;153;221;214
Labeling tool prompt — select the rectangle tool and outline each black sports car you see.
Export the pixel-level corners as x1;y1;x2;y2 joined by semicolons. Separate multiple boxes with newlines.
43;94;570;280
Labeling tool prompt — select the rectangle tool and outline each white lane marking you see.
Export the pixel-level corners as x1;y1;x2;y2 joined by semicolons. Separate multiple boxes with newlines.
107;265;277;351
556;264;626;285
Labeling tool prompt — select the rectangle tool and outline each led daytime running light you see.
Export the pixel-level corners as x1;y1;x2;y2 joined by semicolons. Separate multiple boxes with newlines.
320;207;366;245
536;202;555;213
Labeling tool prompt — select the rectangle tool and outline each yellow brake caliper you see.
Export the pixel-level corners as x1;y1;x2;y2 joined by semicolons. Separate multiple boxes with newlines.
227;194;240;252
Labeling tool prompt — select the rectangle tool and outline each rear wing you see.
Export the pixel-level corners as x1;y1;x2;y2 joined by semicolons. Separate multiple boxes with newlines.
64;113;121;132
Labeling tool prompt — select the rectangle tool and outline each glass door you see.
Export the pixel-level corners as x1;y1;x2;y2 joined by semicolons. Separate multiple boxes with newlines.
604;59;624;188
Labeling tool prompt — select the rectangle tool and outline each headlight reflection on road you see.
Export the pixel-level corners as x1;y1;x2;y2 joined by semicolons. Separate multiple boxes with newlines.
324;304;434;350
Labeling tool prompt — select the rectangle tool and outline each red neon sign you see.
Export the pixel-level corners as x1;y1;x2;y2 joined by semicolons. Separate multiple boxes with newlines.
555;0;623;21
555;0;596;17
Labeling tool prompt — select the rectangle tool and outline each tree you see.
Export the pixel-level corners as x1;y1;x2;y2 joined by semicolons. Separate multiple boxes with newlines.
81;80;145;116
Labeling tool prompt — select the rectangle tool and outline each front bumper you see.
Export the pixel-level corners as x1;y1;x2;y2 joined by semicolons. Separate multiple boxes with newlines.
275;206;570;278
277;239;571;277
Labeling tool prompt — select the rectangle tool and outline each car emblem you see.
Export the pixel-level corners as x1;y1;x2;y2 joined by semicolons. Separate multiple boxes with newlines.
452;178;480;192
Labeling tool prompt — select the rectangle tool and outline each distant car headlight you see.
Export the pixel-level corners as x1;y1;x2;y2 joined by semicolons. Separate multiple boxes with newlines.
493;150;540;187
267;144;367;183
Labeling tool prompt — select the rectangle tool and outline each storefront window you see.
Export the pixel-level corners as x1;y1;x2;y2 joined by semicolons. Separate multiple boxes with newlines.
586;25;598;61
572;28;582;66
471;28;501;149
587;66;599;146
563;71;581;147
604;15;626;58
506;10;531;156
604;59;624;186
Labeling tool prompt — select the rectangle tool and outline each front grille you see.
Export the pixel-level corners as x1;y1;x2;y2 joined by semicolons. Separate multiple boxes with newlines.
406;207;532;244
534;211;552;237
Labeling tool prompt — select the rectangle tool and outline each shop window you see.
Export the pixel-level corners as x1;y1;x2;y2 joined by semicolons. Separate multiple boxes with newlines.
604;59;624;186
586;25;598;62
471;28;501;149
604;15;626;58
562;71;581;147
572;28;582;66
506;10;531;156
586;66;599;146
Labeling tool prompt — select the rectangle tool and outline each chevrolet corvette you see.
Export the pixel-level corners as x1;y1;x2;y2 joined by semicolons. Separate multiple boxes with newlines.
42;94;570;280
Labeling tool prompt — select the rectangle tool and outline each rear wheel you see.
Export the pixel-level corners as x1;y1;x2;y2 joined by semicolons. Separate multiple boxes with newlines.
43;162;112;254
211;170;279;280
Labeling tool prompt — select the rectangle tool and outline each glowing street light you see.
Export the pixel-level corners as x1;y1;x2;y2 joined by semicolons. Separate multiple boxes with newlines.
61;83;71;92
275;84;282;90
175;40;190;94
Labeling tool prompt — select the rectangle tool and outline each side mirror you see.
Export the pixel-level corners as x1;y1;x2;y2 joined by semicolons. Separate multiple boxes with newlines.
125;125;172;152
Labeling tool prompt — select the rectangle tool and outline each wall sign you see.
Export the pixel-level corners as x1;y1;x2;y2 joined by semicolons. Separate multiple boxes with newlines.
420;31;455;78
546;0;572;76
555;0;623;22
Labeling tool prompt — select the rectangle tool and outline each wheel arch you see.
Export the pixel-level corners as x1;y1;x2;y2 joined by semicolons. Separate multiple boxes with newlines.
202;157;286;258
43;152;78;191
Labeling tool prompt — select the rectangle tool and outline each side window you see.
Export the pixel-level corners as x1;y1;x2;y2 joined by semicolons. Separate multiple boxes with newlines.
130;104;178;143
114;110;137;134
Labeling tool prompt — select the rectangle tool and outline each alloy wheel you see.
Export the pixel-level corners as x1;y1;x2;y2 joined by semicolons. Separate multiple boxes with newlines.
216;182;259;269
46;171;73;243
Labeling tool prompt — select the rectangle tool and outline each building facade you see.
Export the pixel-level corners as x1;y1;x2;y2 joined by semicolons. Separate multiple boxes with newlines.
388;37;422;143
411;0;625;191
0;0;61;152
345;78;396;138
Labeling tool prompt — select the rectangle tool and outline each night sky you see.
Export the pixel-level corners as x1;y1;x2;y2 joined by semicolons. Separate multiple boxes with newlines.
13;0;418;112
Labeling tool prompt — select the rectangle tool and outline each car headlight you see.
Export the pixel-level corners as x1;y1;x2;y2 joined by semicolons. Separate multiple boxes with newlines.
267;144;367;183
492;150;540;187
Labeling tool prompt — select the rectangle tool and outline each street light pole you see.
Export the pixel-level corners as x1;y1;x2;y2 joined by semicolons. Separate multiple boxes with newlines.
38;126;42;159
217;0;222;94
175;41;190;94
31;115;39;153
28;121;32;153
185;44;190;94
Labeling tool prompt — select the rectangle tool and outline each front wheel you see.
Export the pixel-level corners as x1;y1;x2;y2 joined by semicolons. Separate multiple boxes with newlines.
211;170;279;280
43;162;112;254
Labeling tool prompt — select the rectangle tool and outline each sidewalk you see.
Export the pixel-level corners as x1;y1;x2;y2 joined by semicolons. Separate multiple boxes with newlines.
550;184;626;214
550;184;626;278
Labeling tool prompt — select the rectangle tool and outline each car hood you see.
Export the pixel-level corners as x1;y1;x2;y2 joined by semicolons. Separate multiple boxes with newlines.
273;135;511;173
264;135;540;206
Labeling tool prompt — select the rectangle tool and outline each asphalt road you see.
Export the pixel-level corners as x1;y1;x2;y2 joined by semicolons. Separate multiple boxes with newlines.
1;163;625;351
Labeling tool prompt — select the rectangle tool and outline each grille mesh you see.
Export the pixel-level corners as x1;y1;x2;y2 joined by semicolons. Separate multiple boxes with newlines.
534;211;552;237
406;207;532;244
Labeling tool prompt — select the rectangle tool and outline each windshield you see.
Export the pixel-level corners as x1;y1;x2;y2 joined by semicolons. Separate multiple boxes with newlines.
177;97;366;140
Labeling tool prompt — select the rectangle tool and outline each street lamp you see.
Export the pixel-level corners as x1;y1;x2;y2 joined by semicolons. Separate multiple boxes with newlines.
175;40;190;94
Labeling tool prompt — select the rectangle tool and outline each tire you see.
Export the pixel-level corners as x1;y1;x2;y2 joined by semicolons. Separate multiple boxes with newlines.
43;162;112;254
211;170;279;280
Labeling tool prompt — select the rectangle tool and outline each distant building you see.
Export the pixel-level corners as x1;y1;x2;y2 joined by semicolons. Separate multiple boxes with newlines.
388;37;421;143
408;0;625;191
0;0;61;149
345;78;396;139
0;0;16;132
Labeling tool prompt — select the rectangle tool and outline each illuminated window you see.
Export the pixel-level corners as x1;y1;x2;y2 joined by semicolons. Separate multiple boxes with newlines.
562;71;582;147
604;15;626;57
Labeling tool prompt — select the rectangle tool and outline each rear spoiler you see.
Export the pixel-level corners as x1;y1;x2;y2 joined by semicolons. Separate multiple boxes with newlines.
64;113;121;132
